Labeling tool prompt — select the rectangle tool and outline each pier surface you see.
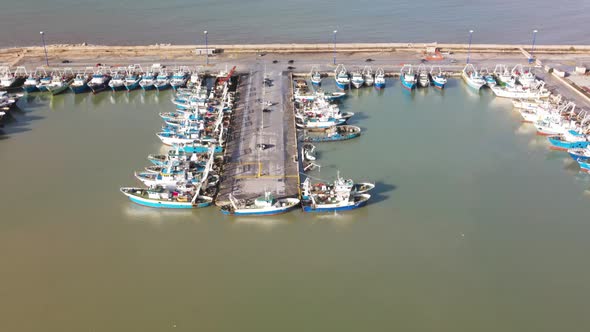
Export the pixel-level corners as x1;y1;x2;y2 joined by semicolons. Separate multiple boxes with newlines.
216;61;298;205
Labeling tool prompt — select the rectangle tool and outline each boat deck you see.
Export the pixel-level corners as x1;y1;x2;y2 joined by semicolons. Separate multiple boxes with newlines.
216;63;299;206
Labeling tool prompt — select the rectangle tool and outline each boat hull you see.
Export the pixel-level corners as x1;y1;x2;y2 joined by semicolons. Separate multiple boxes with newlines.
89;83;109;94
109;84;126;92
548;136;589;151
125;80;141;91
23;85;39;93
400;77;416;90
49;84;70;96
127;194;211;209
568;151;590;162
302;198;368;212
70;84;88;94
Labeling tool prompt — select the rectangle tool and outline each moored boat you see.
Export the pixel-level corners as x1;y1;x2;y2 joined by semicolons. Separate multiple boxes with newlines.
48;69;74;96
0;66;27;92
69;71;90;94
23;67;45;93
416;64;429;88
400;65;417;90
108;67;127;91
302;125;361;142
568;146;590;162
350;69;364;89
374;68;385;89
310;66;322;85
120;186;213;209
362;66;374;87
493;64;516;88
140;66;158;91
462;64;486;90
155;68;171;91
334;64;350;89
480;67;497;88
170;67;189;90
300;176;371;213
429;66;447;89
221;192;300;216
87;67;111;94
548;130;589;151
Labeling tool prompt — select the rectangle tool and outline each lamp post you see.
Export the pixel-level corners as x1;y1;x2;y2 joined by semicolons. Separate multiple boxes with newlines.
40;31;48;66
333;30;337;65
204;30;208;66
466;30;474;64
530;29;538;63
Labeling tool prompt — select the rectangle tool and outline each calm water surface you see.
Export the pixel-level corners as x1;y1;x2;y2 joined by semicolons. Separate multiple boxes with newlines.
0;0;589;47
1;80;590;331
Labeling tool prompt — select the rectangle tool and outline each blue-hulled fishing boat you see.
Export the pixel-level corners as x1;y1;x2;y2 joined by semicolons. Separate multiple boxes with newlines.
568;146;590;162
124;65;143;91
577;159;590;172
155;69;171;91
480;67;497;88
23;67;44;93
374;68;385;89
170;67;189;90
69;71;90;94
548;130;589;151
310;66;322;86
429;66;447;89
300;176;372;213
120;186;213;209
36;72;52;92
334;64;350;90
400;65;417;90
139;66;158;91
174;143;223;154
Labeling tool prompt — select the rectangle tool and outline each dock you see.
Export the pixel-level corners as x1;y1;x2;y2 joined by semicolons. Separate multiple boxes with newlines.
216;61;299;205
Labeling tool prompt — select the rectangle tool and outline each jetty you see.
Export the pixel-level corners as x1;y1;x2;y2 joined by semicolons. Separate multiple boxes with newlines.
216;61;299;206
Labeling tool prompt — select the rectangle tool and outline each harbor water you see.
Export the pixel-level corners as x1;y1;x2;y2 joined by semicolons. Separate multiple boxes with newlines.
2;81;590;331
1;0;589;47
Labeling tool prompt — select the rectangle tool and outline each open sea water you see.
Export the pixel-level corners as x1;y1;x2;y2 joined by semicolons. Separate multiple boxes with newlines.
0;0;589;47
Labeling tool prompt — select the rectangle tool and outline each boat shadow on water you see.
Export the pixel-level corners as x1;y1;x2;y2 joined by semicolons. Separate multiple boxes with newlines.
367;181;397;205
0;106;44;139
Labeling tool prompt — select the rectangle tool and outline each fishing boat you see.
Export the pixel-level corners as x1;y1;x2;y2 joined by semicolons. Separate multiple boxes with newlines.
350;69;364;89
108;67;127;91
120;186;213;209
170;67;189;90
300;176;371;213
568;146;590;162
416;64;430;88
47;69;74;96
576;159;590;172
513;64;536;88
174;143;223;154
36;73;53;92
362;66;374;87
462;64;486;90
0;91;20;109
310;66;322;85
87;67;111;94
491;81;551;99
295;116;346;130
334;64;350;89
221;192;300;216
400;65;417;90
429;66;447;89
139;66;158;91
123;64;143;91
548;130;589;151
69;70;90;94
0;66;26;92
493;64;516;88
374;68;385;89
480;67;497;88
155;68;171;91
302;143;317;161
302;125;361;142
187;68;201;89
23;67;46;93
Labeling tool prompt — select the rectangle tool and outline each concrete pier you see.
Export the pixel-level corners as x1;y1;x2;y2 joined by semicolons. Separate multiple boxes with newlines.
216;61;299;205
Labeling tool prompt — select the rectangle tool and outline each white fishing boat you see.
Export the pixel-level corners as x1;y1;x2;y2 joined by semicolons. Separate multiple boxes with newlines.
221;192;300;216
491;81;551;99
493;64;516;88
24;67;45;93
350;69;364;89
124;64;143;91
362;66;374;87
480;67;497;88
462;64;486;90
108;67;127;91
417;64;430;88
512;64;536;88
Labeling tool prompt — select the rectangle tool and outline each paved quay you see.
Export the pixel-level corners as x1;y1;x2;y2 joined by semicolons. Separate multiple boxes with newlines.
216;59;298;206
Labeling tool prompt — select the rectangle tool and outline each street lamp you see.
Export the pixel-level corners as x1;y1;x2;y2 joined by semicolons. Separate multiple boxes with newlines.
530;29;538;63
204;30;208;66
466;30;474;64
40;31;48;66
333;30;338;65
